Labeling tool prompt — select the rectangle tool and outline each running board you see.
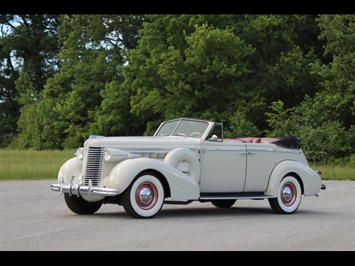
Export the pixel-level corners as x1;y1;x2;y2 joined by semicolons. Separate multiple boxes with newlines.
199;192;275;200
199;195;275;200
163;193;276;205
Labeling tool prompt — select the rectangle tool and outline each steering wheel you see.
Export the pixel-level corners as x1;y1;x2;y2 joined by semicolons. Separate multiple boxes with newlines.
189;132;202;138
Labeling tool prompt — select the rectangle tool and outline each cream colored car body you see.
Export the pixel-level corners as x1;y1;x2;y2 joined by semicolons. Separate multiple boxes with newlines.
51;117;325;218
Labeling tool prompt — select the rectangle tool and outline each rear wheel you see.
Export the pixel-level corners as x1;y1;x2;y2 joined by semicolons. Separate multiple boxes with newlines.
268;175;302;214
64;193;102;214
121;172;165;219
211;199;236;208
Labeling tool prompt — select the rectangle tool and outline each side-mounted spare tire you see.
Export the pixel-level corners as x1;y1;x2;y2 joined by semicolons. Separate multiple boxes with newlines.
163;148;201;184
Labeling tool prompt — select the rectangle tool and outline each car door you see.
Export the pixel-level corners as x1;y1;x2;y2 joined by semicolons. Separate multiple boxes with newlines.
199;139;247;193
243;143;276;192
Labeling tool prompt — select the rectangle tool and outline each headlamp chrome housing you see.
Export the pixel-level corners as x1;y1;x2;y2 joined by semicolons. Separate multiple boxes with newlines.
75;147;85;160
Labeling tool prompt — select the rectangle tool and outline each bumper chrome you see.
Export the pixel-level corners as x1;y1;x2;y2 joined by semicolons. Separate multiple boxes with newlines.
51;178;119;197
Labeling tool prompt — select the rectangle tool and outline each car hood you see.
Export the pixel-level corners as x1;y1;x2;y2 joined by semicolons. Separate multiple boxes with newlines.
84;135;201;151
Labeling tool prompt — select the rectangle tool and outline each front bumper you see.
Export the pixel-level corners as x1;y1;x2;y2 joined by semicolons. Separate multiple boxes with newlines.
51;177;119;197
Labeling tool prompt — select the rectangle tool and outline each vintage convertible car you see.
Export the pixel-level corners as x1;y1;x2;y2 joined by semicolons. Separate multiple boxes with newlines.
51;117;326;218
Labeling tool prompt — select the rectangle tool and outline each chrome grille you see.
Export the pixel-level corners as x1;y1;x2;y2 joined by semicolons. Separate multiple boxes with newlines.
84;147;104;186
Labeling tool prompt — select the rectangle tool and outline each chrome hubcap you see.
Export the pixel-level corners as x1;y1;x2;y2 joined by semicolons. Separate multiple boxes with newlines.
139;187;152;204
282;187;292;201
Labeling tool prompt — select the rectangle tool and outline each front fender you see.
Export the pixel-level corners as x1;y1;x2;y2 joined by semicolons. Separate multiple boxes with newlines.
57;157;83;184
100;157;200;200
265;160;322;196
56;157;105;202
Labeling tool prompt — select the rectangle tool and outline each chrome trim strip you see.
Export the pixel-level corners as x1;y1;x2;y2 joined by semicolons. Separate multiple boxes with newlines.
100;147;200;152
205;147;301;154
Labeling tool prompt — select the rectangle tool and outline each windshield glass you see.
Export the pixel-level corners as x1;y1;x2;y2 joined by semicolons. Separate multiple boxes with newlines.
154;119;209;139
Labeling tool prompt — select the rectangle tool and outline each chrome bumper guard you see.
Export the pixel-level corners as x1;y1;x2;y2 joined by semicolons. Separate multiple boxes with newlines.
51;177;119;197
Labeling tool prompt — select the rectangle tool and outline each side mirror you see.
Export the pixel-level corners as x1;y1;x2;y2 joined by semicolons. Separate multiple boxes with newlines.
209;134;218;141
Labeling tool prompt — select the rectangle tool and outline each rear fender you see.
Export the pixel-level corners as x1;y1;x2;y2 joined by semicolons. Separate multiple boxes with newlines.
265;160;322;196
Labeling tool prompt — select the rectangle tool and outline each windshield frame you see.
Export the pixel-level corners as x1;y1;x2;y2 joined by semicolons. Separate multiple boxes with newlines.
154;118;211;139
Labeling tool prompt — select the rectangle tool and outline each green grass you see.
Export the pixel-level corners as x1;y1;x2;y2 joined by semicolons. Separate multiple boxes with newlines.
0;149;354;181
310;164;355;181
0;149;75;180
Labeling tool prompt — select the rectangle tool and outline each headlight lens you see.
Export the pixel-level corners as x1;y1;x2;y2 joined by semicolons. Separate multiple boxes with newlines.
103;149;112;161
75;147;84;160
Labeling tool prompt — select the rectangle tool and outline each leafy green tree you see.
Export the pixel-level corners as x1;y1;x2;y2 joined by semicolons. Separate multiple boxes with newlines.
295;95;351;163
123;15;255;135
0;34;20;147
240;15;323;131
4;13;354;167
289;14;355;163
265;100;296;137
35;15;145;148
267;95;353;164
226;110;261;138
90;80;137;136
0;14;60;148
12;73;40;149
314;15;355;130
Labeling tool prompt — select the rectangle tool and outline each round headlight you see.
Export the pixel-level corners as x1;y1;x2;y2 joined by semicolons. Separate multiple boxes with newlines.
103;149;112;161
75;147;84;160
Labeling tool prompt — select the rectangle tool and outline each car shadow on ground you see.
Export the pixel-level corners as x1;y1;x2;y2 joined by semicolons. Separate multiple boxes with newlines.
84;202;330;220
89;205;274;219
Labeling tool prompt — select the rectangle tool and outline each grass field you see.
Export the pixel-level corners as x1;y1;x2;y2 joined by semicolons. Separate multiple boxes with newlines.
0;149;75;180
0;149;354;181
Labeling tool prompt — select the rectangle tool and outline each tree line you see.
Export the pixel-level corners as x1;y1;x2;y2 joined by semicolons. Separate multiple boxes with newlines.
0;14;354;165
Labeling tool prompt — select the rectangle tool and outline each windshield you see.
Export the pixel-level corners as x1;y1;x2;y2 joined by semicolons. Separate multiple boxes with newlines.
154;118;209;139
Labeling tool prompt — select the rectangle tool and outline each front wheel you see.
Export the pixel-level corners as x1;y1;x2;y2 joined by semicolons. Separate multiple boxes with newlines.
64;193;102;214
268;175;302;214
121;172;165;219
